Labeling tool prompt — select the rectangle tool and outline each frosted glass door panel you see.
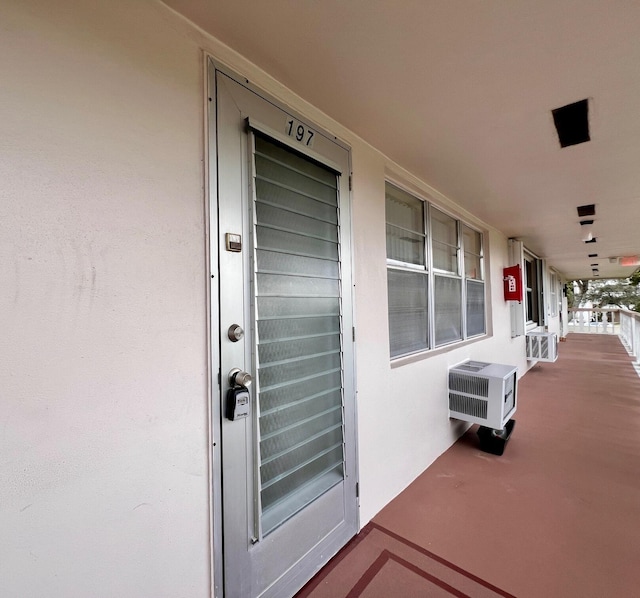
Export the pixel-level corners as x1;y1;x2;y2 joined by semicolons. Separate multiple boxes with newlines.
253;134;345;536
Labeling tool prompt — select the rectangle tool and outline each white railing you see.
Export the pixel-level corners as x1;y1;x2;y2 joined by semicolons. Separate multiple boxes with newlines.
568;307;640;370
619;308;640;362
567;308;620;335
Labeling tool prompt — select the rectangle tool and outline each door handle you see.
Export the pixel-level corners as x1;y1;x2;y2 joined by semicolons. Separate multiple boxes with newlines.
226;369;252;421
228;368;252;388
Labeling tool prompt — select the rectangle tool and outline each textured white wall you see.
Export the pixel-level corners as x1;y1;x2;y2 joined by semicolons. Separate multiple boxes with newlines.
1;1;532;596
0;1;211;597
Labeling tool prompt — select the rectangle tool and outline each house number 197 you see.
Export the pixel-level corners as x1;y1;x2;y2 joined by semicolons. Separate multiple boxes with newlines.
285;118;315;147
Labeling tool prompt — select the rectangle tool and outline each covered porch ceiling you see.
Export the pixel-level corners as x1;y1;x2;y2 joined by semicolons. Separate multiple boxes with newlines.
163;0;640;280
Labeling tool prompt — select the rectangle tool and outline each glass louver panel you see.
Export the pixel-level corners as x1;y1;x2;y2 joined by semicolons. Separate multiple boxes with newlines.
253;134;344;536
256;273;340;298
258;316;341;342
258;370;342;413
256;203;338;242
257;249;339;279
256;227;339;261
256;179;338;224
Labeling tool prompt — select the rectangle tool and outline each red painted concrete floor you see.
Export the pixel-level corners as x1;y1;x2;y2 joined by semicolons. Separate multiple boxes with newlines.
298;334;640;598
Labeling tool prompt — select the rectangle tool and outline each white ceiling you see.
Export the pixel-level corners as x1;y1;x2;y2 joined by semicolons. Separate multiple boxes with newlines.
164;0;640;280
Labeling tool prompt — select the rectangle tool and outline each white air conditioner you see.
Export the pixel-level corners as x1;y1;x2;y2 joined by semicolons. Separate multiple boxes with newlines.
526;331;558;363
448;360;518;429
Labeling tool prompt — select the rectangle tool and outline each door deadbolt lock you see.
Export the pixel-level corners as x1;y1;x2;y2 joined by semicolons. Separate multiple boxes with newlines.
229;368;252;388
227;324;244;342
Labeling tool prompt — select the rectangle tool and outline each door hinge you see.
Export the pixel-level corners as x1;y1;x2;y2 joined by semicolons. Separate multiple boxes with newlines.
349;175;352;191
352;327;356;342
355;482;359;498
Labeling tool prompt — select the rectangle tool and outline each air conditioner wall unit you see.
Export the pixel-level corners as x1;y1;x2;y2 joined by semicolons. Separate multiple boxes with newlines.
448;360;518;429
526;331;558;362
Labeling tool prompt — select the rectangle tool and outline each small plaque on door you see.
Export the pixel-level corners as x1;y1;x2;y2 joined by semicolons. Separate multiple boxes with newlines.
226;233;242;252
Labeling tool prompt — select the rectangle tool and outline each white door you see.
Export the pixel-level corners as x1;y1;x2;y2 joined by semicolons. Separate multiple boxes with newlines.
209;64;358;598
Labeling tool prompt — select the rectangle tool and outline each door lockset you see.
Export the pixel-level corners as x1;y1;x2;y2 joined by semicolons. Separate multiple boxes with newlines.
227;324;244;342
226;368;252;421
228;368;252;388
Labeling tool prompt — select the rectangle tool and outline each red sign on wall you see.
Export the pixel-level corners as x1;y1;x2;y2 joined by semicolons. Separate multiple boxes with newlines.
503;265;523;302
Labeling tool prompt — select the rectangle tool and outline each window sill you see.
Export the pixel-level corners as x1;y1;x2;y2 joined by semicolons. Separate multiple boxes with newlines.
390;333;490;368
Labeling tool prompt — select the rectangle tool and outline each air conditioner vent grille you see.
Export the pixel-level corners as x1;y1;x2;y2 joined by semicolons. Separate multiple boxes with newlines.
449;393;488;419
540;337;549;359
526;332;558;362
449;373;489;397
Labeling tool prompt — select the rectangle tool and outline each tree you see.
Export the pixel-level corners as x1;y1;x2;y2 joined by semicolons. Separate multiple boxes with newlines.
581;269;640;312
569;279;589;308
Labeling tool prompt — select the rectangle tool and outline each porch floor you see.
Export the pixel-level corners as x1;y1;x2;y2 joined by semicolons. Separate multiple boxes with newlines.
296;334;640;598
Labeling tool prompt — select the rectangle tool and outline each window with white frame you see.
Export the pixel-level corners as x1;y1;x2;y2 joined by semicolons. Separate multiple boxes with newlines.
524;252;542;325
463;225;486;337
386;182;485;358
549;272;558;316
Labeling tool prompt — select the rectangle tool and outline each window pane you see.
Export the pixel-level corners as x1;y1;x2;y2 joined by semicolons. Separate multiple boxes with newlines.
462;225;482;255
385;184;424;233
466;280;486;336
386;224;425;265
431;208;457;246
388;269;428;357
431;209;458;273
385;184;426;266
433;240;458;273
434;276;462;345
524;258;539;323
464;252;482;279
550;273;558;316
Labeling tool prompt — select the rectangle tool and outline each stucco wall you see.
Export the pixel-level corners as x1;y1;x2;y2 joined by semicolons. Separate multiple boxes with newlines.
0;2;211;597
1;1;530;596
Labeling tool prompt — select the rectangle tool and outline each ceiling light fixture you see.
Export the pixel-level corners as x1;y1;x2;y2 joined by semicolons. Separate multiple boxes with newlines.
580;219;595;241
620;256;640;267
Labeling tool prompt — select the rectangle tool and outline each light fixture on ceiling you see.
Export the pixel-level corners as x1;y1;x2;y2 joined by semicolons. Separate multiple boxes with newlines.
580;219;594;241
620;256;640;267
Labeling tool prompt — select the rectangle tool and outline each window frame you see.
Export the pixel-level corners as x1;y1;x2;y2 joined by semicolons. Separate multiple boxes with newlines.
549;271;558;317
385;181;486;359
523;251;544;327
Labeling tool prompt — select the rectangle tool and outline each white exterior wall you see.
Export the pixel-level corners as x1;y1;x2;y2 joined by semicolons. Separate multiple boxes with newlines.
0;2;211;597
0;1;530;596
